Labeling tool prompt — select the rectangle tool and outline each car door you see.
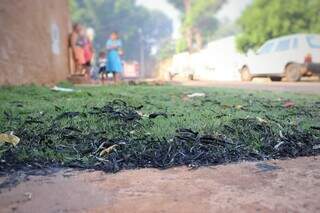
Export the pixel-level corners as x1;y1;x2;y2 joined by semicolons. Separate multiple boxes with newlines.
266;38;294;75
306;35;320;63
250;38;292;76
248;41;276;75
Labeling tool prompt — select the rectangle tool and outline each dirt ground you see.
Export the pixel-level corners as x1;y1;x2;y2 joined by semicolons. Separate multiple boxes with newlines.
0;157;319;213
178;80;320;94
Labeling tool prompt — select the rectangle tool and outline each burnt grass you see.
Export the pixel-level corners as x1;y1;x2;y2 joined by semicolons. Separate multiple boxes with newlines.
0;85;319;173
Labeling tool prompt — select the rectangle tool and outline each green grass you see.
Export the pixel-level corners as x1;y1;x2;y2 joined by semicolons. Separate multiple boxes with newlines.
0;84;319;172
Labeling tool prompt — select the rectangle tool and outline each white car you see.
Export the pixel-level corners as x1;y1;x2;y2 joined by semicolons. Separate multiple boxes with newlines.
240;34;320;82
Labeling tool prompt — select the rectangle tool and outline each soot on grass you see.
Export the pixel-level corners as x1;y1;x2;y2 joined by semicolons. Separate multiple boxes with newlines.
0;100;319;173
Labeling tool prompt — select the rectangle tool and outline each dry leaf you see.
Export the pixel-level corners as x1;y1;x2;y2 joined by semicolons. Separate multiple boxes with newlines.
0;133;20;146
283;101;295;108
235;105;243;110
99;145;118;157
256;117;268;123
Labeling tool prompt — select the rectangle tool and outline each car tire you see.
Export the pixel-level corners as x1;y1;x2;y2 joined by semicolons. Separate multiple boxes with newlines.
240;66;252;82
285;63;302;82
270;76;282;81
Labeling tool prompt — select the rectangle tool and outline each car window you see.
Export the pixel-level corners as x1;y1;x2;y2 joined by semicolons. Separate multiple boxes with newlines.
275;39;290;52
258;42;274;54
292;38;298;49
306;36;320;48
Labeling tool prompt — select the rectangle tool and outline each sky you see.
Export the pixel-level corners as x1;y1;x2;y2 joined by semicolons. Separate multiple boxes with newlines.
217;0;252;21
136;0;181;38
137;0;253;38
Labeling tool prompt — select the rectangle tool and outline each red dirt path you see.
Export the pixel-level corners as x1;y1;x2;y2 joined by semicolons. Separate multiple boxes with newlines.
179;80;320;94
1;157;319;213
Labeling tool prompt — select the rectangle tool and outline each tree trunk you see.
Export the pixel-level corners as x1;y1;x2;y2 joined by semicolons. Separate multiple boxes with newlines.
183;0;193;52
194;29;203;51
183;0;191;13
185;28;193;52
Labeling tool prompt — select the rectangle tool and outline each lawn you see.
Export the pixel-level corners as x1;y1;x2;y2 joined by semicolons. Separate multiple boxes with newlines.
0;84;319;172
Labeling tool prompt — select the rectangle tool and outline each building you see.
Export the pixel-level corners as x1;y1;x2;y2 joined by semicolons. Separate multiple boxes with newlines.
0;0;71;85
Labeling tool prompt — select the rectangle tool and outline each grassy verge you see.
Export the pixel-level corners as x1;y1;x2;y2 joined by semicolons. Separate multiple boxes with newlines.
0;84;319;172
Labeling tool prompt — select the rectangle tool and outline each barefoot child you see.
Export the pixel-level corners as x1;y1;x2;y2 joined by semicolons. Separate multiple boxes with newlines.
106;32;123;83
98;52;107;83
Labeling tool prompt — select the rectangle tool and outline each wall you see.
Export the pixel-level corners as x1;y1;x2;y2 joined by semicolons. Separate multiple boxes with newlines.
0;0;71;85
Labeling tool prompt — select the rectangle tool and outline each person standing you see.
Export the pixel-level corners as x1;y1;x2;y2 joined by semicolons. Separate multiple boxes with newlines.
83;28;94;78
106;32;123;83
70;23;86;74
98;51;107;84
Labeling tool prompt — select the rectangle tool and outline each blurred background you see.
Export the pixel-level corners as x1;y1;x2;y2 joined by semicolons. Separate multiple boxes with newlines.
0;0;319;85
67;0;320;82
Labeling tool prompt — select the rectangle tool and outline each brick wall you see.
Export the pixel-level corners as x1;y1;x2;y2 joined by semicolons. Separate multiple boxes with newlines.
0;0;71;85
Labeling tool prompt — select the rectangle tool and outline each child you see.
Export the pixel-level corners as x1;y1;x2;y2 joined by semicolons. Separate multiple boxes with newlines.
98;52;107;83
106;32;123;83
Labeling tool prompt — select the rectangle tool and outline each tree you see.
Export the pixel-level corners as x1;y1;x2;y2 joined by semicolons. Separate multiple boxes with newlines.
168;0;188;12
168;0;225;51
236;0;320;52
69;0;173;61
210;18;240;40
156;40;176;60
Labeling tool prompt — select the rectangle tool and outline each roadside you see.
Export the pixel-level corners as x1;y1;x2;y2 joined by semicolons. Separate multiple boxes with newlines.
0;157;319;213
1;85;319;173
0;85;319;213
177;80;320;94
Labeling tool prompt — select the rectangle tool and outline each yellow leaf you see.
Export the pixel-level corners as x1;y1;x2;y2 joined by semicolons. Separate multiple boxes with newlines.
99;145;118;157
0;133;20;146
235;105;243;110
257;117;268;123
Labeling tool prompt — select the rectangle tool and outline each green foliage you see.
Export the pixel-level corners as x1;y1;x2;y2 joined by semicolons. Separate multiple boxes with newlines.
175;38;188;53
169;0;225;50
194;13;219;43
156;40;176;60
209;20;240;41
183;0;222;28
237;0;320;52
69;0;173;61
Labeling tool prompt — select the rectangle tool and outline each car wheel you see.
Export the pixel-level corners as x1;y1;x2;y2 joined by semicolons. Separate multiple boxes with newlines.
285;63;302;82
240;66;252;82
270;76;282;81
